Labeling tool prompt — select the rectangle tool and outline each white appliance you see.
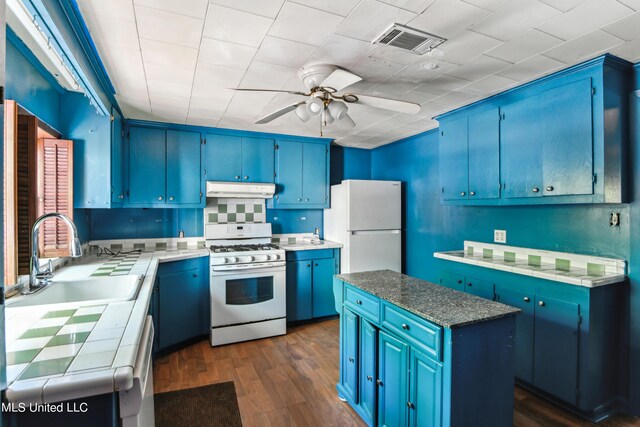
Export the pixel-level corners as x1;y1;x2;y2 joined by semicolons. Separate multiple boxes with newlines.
119;315;155;427
206;181;276;198
206;223;286;346
324;180;402;273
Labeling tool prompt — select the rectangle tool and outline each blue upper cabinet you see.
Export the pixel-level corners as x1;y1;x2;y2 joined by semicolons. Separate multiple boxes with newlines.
127;125;204;208
204;133;274;183
436;54;631;206
128;126;166;205
272;139;330;209
166;130;203;205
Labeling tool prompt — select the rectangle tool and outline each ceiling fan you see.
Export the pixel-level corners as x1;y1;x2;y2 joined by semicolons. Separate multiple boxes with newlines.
230;64;421;134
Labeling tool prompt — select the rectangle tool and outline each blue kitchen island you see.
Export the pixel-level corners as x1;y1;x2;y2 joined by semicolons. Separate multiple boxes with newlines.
334;270;521;427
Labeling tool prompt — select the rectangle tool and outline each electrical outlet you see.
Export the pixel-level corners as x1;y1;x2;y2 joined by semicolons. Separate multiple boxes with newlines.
610;212;620;227
494;230;507;243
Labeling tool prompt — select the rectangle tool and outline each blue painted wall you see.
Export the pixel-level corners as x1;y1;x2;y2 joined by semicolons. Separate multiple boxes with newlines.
330;146;371;185
5;36;62;131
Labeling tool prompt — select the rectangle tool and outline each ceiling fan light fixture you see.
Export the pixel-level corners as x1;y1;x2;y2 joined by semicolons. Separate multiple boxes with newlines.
296;103;310;122
328;100;348;121
323;108;335;125
307;97;323;117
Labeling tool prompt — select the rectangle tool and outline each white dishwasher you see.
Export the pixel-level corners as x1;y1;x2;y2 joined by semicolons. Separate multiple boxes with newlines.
119;315;155;427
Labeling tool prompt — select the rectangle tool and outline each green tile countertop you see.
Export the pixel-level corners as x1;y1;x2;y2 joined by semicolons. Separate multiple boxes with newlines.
434;241;626;288
4;248;209;404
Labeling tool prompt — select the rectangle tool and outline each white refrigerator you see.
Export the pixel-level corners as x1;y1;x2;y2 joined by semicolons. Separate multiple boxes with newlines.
324;180;402;274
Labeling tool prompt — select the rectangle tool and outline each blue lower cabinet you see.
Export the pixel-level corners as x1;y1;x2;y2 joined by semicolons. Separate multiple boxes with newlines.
154;257;209;353
533;295;580;405
359;318;378;426
378;330;409;427
409;348;442;427
440;271;464;292
342;308;359;403
465;277;494;300
495;285;534;383
286;249;339;321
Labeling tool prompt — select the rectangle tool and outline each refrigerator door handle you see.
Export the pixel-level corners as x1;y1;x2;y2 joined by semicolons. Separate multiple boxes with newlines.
349;230;401;235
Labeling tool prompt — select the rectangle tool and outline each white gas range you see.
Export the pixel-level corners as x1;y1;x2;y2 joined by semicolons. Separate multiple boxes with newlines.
206;223;286;346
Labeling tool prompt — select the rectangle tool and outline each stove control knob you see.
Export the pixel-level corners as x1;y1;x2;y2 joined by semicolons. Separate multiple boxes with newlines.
225;257;237;264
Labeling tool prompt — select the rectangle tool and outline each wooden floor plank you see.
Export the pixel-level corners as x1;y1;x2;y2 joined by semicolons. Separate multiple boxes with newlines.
153;318;639;426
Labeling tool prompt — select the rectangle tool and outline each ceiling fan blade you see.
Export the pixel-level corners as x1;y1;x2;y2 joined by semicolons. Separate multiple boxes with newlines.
351;94;421;114
320;69;362;92
254;102;305;124
343;114;356;128
229;88;308;96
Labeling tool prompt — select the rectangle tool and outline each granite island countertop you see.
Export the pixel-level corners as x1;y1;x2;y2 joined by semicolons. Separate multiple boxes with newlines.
336;270;520;328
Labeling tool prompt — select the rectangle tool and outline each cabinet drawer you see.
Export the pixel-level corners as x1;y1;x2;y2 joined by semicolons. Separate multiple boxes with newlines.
381;303;442;361
344;285;380;323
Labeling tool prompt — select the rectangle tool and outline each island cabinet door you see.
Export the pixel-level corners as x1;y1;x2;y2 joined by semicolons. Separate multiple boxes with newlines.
359;318;378;426
408;348;442;427
342;308;360;403
378;330;409;427
533;295;580;405
495;285;535;383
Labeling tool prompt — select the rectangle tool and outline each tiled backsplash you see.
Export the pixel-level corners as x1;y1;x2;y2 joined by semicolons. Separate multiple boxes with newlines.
89;237;206;253
205;198;265;225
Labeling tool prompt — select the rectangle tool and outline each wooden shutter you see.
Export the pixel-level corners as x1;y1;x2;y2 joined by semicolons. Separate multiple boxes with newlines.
37;138;74;258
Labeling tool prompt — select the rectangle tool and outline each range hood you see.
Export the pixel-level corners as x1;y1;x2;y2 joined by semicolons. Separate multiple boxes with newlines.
206;181;276;199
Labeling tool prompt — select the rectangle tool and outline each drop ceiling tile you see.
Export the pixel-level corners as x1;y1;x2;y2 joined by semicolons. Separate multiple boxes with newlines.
447;55;511;81
269;2;343;46
609;38;640;61
147;79;192;99
497;55;566;81
395;58;458;80
432;90;481;107
225;92;279;117
543;30;625;63
140;39;198;69
459;0;511;11
187;115;221;127
536;0;634;41
351;57;407;83
305;35;377;69
134;6;204;48
241;61;298;89
190;89;234;109
459;74;520;95
115;94;153;119
82;15;139;48
602;12;640;41
485;29;563;64
538;0;586;12
416;74;471;95
436;30;503;65
289;0;361;16
198;38;256;69
469;0;561;42
369;45;423;65
618;0;640;11
144;62;195;87
150;94;191;112
254;36;316;69
193;62;244;90
366;79;423;97
77;0;135;22
378;0;437;14
133;0;208;18
408;0;491;38
336;0;416;42
203;5;273;48
210;0;285;19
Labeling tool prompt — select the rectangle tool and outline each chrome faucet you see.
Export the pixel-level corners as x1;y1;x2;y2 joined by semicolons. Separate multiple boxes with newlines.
25;212;83;294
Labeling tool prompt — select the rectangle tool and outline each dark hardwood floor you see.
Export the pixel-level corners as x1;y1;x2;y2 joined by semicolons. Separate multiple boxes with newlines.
153;319;640;426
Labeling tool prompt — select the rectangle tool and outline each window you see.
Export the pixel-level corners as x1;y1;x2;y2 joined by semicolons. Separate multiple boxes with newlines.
3;100;74;284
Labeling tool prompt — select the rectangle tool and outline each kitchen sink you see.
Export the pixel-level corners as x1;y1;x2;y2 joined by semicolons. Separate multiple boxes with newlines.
8;275;143;308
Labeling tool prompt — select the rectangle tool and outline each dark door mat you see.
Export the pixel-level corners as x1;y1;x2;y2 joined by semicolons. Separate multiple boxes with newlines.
154;381;243;427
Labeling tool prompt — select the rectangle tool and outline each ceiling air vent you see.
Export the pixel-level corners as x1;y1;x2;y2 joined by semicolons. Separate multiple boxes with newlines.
373;24;446;55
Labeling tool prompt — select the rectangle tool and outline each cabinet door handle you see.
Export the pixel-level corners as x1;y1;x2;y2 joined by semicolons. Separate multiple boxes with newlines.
407;402;414;409
314;263;318;267
158;196;163;201
467;282;472;287
523;297;530;302
118;194;124;199
401;323;409;330
469;191;476;196
169;196;174;201
235;175;240;180
297;198;302;202
376;379;383;386
304;198;310;202
460;191;466;196
193;274;198;277
546;186;554;192
348;357;354;363
367;375;373;381
457;279;462;284
538;300;545;307
307;264;311;267
355;299;362;305
244;176;249;180
532;187;539;193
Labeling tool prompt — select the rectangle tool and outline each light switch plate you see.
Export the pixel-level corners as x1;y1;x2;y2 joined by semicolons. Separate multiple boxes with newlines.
494;229;506;243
